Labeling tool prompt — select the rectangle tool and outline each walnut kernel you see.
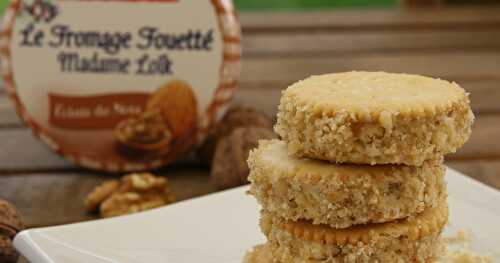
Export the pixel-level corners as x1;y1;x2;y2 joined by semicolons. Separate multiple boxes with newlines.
84;180;119;212
84;173;175;218
114;109;172;154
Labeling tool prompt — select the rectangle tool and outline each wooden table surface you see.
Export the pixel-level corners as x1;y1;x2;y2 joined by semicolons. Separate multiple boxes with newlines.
1;7;500;259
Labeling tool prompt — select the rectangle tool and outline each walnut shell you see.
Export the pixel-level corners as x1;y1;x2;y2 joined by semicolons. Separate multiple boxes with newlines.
215;106;273;137
0;236;18;263
0;200;24;238
199;105;273;164
0;200;24;263
211;126;275;189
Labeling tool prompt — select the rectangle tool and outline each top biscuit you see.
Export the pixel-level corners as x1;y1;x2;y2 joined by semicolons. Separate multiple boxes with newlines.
275;71;474;165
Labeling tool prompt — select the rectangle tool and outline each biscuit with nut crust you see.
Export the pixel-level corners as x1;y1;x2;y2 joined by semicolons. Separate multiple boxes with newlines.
275;71;474;165
248;140;446;229
258;199;448;263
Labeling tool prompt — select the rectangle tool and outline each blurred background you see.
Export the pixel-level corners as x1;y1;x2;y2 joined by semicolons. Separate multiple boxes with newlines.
234;0;395;9
2;0;500;13
1;0;500;256
235;0;500;9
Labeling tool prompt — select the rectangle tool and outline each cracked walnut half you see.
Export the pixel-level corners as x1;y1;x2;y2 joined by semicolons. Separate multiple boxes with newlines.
85;173;175;218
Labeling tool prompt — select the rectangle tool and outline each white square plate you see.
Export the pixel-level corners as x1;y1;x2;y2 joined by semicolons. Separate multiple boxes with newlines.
14;168;500;263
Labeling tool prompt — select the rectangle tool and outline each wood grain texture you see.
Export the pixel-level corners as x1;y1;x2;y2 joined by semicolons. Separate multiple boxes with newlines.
0;96;22;127
0;166;214;228
240;52;500;83
0;173;102;227
239;7;500;32
243;30;500;57
0;129;73;172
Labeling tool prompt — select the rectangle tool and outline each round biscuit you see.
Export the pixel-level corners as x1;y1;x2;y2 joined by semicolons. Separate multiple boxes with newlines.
248;140;447;228
275;71;474;165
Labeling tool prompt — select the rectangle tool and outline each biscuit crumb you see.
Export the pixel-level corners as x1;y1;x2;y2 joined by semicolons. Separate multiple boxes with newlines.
439;229;492;263
444;229;470;244
440;250;492;263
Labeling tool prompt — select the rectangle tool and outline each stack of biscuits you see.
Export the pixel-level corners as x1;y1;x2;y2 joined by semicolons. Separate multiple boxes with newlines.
244;71;474;262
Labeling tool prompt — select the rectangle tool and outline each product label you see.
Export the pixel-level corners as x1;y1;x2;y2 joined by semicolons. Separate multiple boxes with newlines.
1;0;241;171
48;93;150;129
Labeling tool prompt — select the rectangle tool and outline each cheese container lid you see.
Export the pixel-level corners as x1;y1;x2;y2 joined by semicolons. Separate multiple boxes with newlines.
0;0;241;172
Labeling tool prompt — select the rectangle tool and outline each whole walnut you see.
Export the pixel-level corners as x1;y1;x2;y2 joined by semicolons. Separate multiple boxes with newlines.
0;236;18;263
211;126;275;189
199;105;273;164
0;199;25;263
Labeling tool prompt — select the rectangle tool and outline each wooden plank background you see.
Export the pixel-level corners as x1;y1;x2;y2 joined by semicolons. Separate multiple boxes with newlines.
0;7;499;234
